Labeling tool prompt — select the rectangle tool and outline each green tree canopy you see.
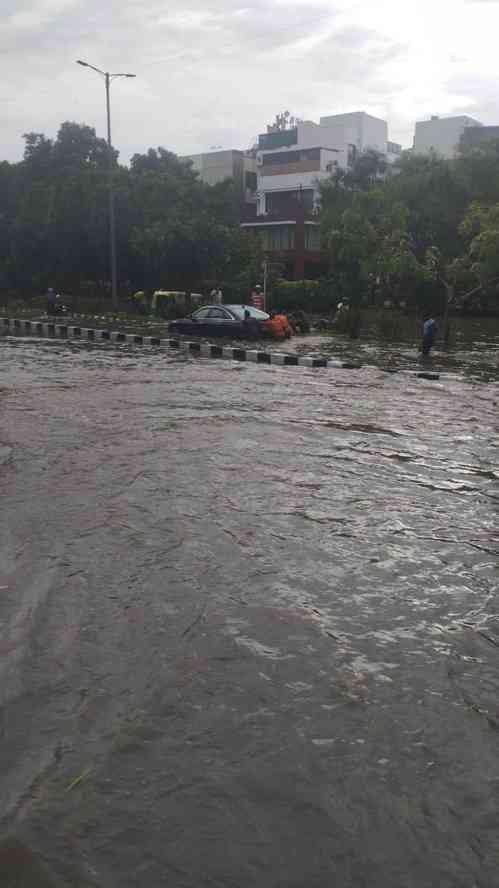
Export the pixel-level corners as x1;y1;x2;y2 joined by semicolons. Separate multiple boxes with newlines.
319;144;499;313
0;123;258;299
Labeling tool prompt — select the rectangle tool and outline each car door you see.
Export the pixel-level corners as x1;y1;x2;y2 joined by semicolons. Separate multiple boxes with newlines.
206;308;238;337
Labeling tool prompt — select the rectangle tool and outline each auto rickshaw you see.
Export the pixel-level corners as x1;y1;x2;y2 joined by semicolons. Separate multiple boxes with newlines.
151;290;206;317
151;291;187;317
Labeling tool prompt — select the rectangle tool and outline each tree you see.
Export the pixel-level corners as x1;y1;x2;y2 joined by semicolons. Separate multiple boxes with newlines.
127;147;255;289
326;207;377;304
0;126;259;301
384;153;469;259
319;143;499;318
344;149;388;191
455;202;499;313
454;138;499;204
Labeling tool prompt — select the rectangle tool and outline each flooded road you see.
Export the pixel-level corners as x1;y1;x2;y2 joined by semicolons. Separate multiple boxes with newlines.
1;336;498;887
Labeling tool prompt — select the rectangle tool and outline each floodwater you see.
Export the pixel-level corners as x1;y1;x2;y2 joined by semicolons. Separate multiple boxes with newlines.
1;333;498;888
286;315;499;380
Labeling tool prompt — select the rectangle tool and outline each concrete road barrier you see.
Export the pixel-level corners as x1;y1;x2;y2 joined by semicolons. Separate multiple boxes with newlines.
2;316;445;377
270;353;299;366
298;356;328;368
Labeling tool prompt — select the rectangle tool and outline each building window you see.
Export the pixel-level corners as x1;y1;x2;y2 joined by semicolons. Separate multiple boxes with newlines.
262;226;295;250
265;189;314;215
245;171;257;191
305;226;321;250
263;147;321;167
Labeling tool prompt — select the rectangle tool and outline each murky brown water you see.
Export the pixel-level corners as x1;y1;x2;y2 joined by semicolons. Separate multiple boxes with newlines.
285;315;499;381
1;334;498;887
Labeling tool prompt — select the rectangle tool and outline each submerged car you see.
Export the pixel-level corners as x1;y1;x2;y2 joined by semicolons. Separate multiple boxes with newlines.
168;304;270;339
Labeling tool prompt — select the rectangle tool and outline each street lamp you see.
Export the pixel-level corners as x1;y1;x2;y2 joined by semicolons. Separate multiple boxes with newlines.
76;60;135;309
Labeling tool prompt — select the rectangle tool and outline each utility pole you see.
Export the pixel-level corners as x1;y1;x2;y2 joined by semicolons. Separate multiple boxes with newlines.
104;72;118;311
77;61;135;309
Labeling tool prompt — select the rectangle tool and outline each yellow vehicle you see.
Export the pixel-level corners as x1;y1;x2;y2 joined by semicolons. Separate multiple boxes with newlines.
151;290;205;316
151;291;186;316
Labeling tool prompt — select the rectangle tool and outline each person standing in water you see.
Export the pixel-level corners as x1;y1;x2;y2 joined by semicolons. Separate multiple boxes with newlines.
210;286;223;305
46;287;57;315
421;313;437;356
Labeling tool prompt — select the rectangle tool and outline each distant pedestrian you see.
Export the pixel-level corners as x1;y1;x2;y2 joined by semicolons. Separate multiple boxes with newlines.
46;287;57;315
210;286;223;305
421;313;437;356
251;285;264;311
243;308;260;339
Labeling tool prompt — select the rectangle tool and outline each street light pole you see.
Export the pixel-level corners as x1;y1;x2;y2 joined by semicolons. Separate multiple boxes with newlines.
104;72;118;311
77;60;135;310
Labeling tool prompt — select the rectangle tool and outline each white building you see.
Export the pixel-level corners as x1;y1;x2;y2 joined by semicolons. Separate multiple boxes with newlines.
255;111;388;216
256;140;346;217
181;149;257;203
319;111;388;157
413;115;483;159
387;140;403;165
241;111;390;280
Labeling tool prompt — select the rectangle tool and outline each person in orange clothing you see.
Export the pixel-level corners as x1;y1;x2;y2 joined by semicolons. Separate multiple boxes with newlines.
264;310;294;340
274;311;293;339
265;312;285;340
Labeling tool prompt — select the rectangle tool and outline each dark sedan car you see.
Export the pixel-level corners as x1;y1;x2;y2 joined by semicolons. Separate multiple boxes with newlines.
168;304;270;339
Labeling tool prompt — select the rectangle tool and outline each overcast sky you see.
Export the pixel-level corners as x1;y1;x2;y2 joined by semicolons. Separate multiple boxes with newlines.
2;0;499;163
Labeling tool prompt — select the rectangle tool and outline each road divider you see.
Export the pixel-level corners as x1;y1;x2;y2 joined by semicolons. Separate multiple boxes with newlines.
0;317;439;378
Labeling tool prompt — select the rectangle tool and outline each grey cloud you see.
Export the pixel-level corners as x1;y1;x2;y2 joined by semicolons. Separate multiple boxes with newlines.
1;0;347;160
1;0;495;162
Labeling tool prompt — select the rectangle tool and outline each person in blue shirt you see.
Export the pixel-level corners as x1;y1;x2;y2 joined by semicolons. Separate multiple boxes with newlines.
421;313;437;356
46;287;57;315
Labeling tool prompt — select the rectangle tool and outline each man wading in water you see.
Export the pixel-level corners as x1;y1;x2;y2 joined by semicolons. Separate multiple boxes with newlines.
421;313;437;357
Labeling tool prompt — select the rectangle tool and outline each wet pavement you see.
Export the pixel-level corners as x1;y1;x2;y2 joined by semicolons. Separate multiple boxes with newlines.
1;335;498;888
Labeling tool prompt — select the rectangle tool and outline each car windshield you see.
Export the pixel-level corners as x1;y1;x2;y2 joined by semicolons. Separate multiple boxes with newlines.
226;305;269;320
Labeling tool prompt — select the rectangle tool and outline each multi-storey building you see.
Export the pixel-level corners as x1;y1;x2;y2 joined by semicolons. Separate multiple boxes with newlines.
319;111;388;157
241;112;388;280
413;115;483;159
182;149;257;205
387;141;403;164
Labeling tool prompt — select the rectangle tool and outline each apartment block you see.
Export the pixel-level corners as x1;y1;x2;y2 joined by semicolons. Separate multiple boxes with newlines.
182;149;257;203
413;115;483;159
242;112;388;280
